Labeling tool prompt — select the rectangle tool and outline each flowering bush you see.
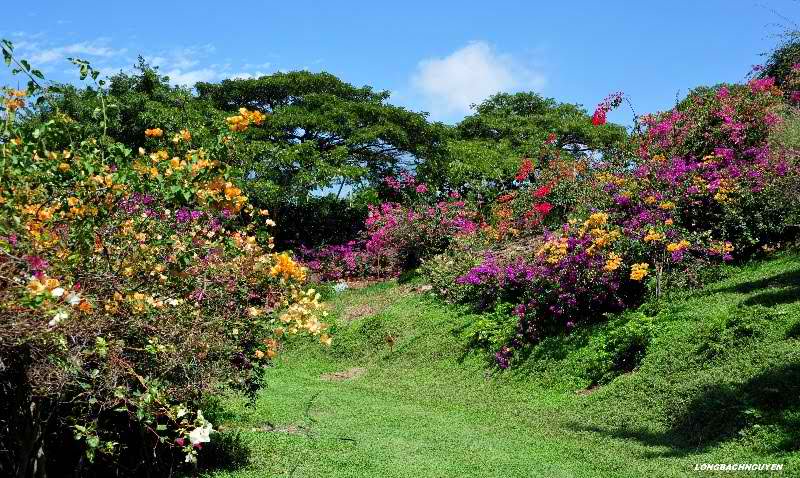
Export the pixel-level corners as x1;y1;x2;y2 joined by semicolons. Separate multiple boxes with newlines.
300;173;479;280
425;73;800;368
633;76;797;253
0;51;328;476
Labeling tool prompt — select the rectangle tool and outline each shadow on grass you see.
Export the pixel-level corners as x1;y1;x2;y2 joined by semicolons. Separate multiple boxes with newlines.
724;268;800;294
572;363;800;457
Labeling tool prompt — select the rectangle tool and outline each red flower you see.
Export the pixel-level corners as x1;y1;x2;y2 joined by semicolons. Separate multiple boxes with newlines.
515;158;534;181
545;132;557;144
533;184;551;198
534;202;553;215
591;108;607;126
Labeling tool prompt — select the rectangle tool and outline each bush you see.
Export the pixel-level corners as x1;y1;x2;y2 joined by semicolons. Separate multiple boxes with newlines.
424;72;800;368
0;53;329;476
300;173;480;281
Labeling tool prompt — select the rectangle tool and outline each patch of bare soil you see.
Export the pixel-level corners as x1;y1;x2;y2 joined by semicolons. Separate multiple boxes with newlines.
320;367;366;382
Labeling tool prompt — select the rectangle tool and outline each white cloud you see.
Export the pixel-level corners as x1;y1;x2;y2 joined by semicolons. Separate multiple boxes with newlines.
29;40;126;65
228;71;268;80
162;67;219;86
411;41;546;119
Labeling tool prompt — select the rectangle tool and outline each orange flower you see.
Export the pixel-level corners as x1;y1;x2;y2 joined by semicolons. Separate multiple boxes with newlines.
144;128;163;138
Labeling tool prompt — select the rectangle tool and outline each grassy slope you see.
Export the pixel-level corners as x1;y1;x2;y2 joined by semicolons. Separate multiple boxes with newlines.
206;252;800;478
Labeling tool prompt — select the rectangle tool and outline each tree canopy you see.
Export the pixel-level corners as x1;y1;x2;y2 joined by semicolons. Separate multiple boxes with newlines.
421;92;628;191
196;72;448;204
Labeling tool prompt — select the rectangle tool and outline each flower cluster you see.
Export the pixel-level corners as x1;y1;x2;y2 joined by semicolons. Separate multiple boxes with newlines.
226;107;266;132
591;91;624;126
426;76;798;369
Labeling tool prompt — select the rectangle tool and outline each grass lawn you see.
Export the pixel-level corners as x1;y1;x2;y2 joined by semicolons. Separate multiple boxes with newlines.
204;252;800;477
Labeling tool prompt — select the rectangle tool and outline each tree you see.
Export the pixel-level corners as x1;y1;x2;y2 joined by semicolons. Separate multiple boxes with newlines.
421;92;627;192
759;31;800;88
195;72;447;205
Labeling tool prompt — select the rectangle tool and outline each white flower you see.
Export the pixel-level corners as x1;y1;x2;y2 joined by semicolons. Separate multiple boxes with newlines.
48;311;69;327
66;292;81;306
184;452;197;464
50;287;65;298
189;422;213;445
334;282;349;293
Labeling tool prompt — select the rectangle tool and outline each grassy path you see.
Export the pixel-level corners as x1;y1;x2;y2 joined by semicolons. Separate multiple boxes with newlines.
206;254;800;477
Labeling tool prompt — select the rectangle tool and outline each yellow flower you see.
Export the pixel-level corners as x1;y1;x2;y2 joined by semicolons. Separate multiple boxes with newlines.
320;334;333;346
254;350;265;360
27;278;47;295
181;129;192;141
604;253;622;272
226;108;266;132
144;128;163;138
666;240;690;253
630;263;649;281
643;229;664;242
659;201;675;210
269;253;307;281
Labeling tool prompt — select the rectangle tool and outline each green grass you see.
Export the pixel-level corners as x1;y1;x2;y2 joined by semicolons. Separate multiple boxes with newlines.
204;252;800;477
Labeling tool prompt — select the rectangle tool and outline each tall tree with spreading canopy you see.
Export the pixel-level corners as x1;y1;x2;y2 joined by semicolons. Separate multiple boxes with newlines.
196;72;448;206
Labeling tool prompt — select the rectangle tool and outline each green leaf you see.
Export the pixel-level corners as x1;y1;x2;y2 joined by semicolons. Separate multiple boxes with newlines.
20;59;30;71
31;69;44;79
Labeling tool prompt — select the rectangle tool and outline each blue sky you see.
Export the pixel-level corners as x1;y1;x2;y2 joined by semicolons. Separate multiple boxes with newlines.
2;1;799;125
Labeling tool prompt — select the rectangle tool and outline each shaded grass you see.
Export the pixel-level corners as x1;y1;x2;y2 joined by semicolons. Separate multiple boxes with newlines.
205;251;800;477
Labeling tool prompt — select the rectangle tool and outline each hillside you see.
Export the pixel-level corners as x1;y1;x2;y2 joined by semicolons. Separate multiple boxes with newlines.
206;251;800;477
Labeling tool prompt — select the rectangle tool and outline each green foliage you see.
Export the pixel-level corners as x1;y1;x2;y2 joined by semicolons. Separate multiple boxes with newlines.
759;31;800;88
463;301;517;351
578;312;653;385
204;251;800;477
420;236;485;303
421;92;628;193
196;72;448;205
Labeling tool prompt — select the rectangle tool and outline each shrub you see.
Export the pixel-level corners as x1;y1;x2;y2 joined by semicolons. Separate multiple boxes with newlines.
0;51;329;476
299;173;480;280
425;74;800;368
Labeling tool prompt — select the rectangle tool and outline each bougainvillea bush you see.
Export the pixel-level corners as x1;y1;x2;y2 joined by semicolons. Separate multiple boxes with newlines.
426;74;800;368
0;49;329;477
299;173;480;281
